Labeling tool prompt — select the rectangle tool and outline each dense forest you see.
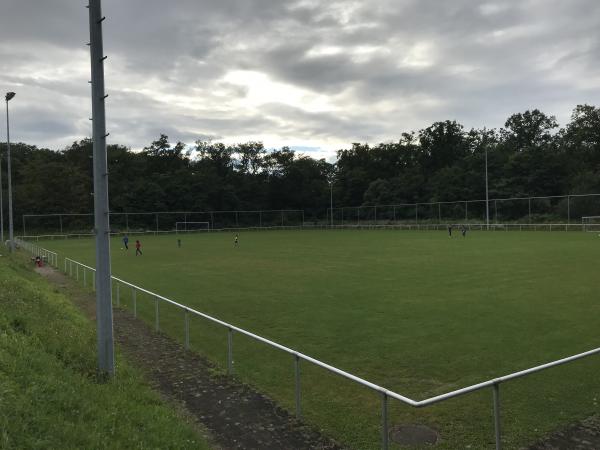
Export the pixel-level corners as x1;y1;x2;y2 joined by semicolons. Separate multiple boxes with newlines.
1;104;600;231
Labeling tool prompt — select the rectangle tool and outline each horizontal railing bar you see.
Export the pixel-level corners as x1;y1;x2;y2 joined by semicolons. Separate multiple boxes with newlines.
65;258;95;271
415;346;600;407
109;273;418;403
59;254;600;409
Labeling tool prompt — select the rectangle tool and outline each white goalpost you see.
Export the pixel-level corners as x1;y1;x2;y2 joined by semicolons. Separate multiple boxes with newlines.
581;216;600;232
175;221;211;233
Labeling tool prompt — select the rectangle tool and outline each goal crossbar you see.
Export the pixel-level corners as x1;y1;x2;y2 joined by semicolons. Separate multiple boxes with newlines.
581;216;600;232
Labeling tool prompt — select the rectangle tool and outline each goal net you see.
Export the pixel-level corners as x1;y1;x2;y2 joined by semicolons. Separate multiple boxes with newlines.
175;221;210;234
581;216;600;232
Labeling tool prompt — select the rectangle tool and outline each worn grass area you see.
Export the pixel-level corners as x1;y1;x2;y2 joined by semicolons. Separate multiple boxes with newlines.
0;254;212;450
39;229;600;449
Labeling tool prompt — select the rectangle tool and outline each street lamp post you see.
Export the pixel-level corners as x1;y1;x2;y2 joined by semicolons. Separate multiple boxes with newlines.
0;139;4;244
5;92;15;252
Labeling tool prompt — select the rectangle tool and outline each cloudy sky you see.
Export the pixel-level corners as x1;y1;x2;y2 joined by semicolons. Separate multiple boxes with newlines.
1;0;599;160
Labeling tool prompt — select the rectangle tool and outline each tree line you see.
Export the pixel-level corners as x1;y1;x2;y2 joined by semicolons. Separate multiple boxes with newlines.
1;104;599;229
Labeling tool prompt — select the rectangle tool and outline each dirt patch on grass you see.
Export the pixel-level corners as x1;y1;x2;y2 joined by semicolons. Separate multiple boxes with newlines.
526;415;600;450
35;265;343;450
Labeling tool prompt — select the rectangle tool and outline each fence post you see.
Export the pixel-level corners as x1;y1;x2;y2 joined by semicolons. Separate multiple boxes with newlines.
381;392;389;450
155;297;159;331
227;328;234;374
83;268;87;287
493;383;502;450
92;271;96;291
184;309;190;350
76;264;79;281
294;354;301;417
438;203;441;223
567;195;571;224
528;198;532;223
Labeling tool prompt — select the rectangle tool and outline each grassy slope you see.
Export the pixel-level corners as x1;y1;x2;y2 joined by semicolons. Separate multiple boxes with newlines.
0;255;212;450
41;230;600;449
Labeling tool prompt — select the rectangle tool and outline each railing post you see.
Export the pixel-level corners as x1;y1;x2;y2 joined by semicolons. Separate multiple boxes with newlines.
493;383;502;450
92;271;96;291
184;309;190;350
155;297;159;331
76;264;79;281
227;328;233;374
294;354;301;417
64;258;67;273
83;268;87;287
381;392;389;450
132;288;137;318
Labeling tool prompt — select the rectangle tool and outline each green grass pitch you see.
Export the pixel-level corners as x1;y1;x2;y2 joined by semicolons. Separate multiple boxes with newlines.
38;229;600;449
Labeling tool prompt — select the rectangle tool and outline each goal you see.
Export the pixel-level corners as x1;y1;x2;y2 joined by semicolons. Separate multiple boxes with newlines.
175;221;211;234
581;216;600;232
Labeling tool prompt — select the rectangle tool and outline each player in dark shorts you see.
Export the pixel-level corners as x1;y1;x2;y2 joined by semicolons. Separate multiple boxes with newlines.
234;234;239;247
135;240;142;256
461;225;467;237
447;225;452;237
122;234;129;250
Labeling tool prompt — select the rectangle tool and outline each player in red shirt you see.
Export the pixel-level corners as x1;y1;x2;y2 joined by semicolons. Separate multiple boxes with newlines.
135;240;142;256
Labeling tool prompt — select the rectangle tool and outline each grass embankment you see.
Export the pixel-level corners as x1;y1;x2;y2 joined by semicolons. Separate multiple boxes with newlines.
0;255;212;449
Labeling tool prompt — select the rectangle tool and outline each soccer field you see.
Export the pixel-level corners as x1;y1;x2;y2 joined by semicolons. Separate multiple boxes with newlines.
38;230;600;449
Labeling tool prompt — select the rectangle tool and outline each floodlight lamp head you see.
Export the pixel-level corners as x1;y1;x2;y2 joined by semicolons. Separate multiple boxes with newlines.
5;92;15;102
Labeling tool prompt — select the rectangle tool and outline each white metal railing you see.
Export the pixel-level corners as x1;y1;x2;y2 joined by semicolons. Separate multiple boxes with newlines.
15;238;58;267
17;240;600;449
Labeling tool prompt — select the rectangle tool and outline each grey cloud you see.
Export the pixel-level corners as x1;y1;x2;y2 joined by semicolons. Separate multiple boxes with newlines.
1;0;599;154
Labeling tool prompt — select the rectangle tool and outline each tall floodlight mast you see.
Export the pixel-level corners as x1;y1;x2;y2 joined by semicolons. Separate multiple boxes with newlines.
485;145;490;230
88;0;115;376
